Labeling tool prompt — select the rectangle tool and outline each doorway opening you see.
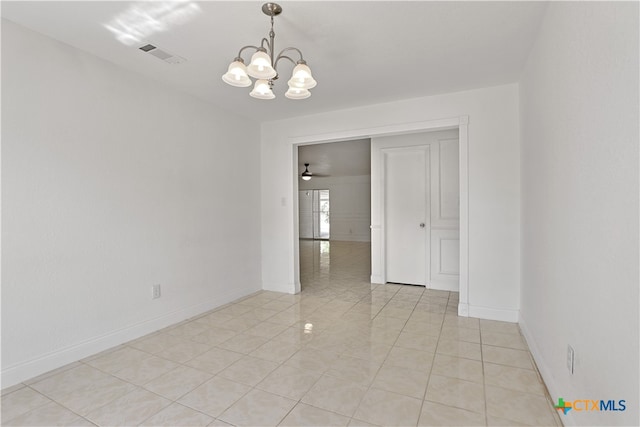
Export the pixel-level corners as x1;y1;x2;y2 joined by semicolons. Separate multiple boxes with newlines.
291;116;469;316
297;140;372;292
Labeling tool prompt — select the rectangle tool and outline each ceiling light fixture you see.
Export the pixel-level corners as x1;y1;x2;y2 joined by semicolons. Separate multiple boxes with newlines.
222;3;317;100
301;163;313;181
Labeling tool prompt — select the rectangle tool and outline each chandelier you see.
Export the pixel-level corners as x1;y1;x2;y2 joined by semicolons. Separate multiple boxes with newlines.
221;2;317;100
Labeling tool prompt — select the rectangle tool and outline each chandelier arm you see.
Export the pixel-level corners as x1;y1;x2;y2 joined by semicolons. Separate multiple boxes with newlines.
274;55;296;69
260;37;272;51
276;47;305;62
236;45;262;59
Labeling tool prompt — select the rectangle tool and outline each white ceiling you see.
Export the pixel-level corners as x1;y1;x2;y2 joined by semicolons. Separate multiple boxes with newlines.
298;138;370;178
1;1;548;123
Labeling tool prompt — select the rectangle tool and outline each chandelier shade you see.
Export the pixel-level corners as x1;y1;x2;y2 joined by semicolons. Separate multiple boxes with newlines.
287;63;317;89
222;3;316;100
250;79;276;100
285;87;311;100
221;60;252;87
247;50;277;79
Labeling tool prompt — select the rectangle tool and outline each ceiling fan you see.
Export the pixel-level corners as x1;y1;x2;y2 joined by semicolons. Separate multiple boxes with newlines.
300;163;330;180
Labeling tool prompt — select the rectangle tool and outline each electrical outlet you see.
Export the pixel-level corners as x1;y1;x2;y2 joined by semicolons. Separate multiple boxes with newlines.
567;345;575;374
152;284;161;299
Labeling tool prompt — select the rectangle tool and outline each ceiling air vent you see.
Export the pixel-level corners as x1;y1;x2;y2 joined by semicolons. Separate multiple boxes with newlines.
138;43;186;64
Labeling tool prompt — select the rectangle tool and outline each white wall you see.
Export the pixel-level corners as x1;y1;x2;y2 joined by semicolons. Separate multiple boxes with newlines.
299;175;371;242
1;20;262;386
261;84;520;322
519;2;639;426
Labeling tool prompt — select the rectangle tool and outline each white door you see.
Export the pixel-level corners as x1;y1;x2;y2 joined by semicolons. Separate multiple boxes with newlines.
384;148;429;285
429;139;460;289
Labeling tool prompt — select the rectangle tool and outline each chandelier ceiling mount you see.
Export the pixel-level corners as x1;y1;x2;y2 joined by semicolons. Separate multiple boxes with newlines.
222;3;317;100
262;2;282;17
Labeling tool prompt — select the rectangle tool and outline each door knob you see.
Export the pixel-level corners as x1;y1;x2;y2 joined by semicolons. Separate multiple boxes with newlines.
419;223;425;228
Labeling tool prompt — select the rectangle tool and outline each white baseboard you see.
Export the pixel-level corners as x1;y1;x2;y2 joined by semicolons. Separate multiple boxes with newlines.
429;282;459;292
458;303;469;317
467;304;519;323
261;281;295;294
370;275;385;284
0;286;257;388
329;235;371;243
519;316;570;426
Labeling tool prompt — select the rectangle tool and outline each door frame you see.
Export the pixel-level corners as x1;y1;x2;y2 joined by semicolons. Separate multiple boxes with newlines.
291;115;470;317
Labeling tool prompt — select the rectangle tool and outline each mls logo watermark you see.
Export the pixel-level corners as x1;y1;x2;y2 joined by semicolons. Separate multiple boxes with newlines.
555;398;626;415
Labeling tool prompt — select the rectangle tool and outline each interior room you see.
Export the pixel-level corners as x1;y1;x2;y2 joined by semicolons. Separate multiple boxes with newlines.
297;139;371;294
1;1;638;426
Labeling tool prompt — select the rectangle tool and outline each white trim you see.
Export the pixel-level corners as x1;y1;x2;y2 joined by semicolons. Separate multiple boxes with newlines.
262;281;297;294
0;286;256;387
289;118;460;146
458;118;469;310
292;148;302;294
468;304;519;323
520;316;571;426
330;236;371;243
458;303;469;317
370;274;385;284
430;281;459;292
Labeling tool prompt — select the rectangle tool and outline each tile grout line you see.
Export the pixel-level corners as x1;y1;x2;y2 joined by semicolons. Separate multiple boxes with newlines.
480;323;489;427
416;290;448;427
1;383;84;425
348;283;416;426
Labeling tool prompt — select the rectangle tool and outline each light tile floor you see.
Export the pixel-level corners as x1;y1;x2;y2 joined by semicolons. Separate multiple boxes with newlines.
1;241;562;426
